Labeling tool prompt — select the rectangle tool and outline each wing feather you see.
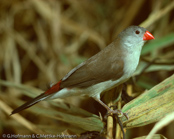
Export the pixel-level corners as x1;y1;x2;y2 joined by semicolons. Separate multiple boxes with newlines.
60;41;124;88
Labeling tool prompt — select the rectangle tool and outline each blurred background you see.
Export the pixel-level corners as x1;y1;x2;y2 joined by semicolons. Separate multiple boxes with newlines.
0;0;174;138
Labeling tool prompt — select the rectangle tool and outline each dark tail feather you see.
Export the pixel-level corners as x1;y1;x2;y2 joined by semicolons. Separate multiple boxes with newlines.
10;93;50;115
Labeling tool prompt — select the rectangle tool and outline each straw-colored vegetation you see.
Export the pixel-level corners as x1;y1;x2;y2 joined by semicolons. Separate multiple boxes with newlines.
0;0;174;139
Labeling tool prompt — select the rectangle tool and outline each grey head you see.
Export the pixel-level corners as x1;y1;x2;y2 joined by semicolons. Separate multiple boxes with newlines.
118;26;147;50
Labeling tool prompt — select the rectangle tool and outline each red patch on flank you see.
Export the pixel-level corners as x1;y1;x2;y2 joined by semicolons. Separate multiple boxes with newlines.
45;80;62;94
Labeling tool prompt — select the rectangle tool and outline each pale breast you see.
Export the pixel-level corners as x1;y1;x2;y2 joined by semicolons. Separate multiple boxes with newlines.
122;42;144;77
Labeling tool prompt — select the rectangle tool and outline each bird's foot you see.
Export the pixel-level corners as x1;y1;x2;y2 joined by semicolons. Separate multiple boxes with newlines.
94;98;129;120
107;109;129;120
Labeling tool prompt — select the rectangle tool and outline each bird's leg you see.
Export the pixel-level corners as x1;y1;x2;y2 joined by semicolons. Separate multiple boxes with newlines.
95;98;128;139
94;98;129;119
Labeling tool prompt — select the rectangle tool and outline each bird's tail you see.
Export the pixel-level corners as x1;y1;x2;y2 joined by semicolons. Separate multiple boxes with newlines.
10;93;51;115
11;80;62;115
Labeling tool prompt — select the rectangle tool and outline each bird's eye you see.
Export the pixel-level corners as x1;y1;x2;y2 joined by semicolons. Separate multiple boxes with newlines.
135;30;140;34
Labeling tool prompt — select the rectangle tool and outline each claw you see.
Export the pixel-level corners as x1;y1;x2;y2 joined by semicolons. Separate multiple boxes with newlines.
107;109;129;120
123;112;129;120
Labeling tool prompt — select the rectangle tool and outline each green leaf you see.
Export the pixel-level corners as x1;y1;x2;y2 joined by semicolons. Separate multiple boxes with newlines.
31;103;103;132
134;61;174;76
142;33;174;55
146;112;174;139
121;74;174;128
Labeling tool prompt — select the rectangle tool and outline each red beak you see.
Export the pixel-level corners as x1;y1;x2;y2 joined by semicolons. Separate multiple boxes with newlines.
143;31;155;40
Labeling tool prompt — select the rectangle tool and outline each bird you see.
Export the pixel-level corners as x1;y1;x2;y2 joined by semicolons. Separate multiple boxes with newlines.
11;26;154;116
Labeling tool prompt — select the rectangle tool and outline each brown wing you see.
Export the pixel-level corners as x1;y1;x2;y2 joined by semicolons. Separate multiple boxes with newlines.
60;41;124;88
